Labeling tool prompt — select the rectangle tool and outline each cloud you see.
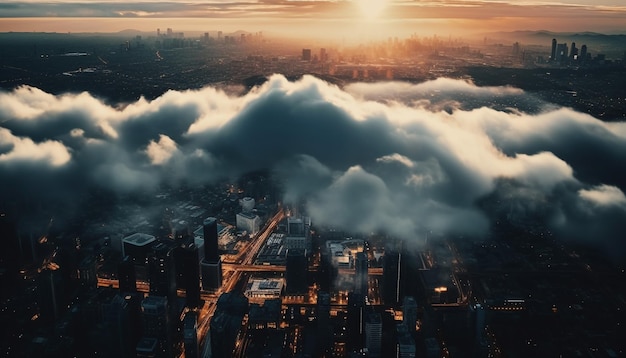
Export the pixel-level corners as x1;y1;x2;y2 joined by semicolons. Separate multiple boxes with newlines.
1;74;625;258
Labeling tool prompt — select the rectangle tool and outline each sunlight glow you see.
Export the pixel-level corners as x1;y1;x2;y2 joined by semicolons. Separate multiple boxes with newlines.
355;0;389;19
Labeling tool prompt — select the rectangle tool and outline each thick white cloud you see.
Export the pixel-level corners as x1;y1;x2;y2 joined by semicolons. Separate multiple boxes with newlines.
0;74;625;256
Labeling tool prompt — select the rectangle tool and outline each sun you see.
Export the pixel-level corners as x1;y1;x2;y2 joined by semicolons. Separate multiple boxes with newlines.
355;0;389;19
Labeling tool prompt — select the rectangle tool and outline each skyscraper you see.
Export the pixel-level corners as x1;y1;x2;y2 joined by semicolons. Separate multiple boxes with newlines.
201;217;222;290
285;249;308;295
302;48;311;61
203;217;219;262
365;311;382;357
402;296;418;334
347;292;365;352
316;291;332;356
183;312;199;358
175;243;201;308
382;250;402;306
355;251;368;295
148;243;177;304
141;295;172;357
551;38;557;62
118;256;137;293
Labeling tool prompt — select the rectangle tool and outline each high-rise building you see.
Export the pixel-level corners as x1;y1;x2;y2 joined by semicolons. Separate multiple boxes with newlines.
118;256;137;293
355;252;368;295
396;324;416;358
183;312;199;358
320;48;327;62
175;243;201;308
551;38;557;61
365;311;382;357
286;249;308;295
402;296;418;334
347;292;365;352
148;243;177;304
382;250;402;305
570;42;578;60
210;292;249;358
102;294;133;357
36;269;65;325
202;217;222;291
556;43;568;63
302;48;311;61
203;217;219;262
141;295;172;357
316;291;332;356
580;44;588;63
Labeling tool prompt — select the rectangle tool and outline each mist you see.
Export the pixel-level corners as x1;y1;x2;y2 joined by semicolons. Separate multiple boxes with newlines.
1;74;625;257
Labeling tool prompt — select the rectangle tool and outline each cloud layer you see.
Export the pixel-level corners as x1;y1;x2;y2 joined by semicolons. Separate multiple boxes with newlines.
1;75;625;257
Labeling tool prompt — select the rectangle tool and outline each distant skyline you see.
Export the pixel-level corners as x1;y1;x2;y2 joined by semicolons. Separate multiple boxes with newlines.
1;0;625;40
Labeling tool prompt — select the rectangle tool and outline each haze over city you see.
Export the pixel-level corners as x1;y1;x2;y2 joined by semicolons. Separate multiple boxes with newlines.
1;0;626;357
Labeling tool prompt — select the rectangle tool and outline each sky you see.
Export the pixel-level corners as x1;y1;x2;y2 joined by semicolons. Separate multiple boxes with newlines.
0;0;625;38
2;76;626;259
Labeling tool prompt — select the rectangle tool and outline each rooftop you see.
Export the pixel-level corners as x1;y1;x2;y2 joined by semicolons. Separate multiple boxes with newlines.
122;233;156;246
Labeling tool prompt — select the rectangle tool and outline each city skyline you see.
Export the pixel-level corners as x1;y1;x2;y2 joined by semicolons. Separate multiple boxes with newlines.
0;0;626;39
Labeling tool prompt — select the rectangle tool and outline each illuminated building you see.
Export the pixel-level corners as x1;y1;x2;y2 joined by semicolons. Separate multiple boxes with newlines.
244;278;284;299
236;211;261;235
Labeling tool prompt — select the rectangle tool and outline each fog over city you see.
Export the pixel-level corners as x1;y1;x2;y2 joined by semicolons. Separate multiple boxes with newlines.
2;74;625;257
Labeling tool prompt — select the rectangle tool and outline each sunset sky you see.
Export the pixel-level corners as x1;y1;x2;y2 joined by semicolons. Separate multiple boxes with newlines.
0;0;625;38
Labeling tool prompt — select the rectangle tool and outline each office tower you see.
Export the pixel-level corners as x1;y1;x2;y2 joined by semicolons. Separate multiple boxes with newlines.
124;293;144;350
365;312;382;357
347;292;365;352
203;217;219;261
570;42;578;60
551;38;557;61
556;43;568;63
183;312;199;358
382;250;402;306
148;243;177;304
285;249;308;295
36;269;65;325
141;295;172;357
316;292;332;356
302;48;311;61
122;233;156;265
201;217;222;290
580;44;588;63
396;323;416;358
102;294;133;357
118;255;137;293
210;292;249;358
402;296;418;334
355;251;368;295
175;243;201;308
